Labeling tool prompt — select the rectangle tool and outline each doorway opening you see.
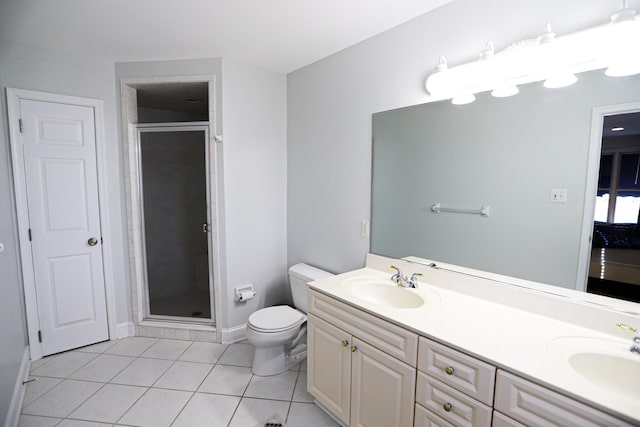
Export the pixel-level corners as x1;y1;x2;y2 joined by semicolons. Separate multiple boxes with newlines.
120;76;222;339
586;109;640;303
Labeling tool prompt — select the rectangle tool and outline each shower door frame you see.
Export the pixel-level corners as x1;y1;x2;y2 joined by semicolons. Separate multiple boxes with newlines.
134;122;215;324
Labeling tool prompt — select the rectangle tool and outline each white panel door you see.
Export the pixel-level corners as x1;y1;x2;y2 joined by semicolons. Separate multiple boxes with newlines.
20;99;108;355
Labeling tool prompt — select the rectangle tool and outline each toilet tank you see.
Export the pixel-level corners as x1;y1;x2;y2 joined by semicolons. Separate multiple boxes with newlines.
288;263;333;313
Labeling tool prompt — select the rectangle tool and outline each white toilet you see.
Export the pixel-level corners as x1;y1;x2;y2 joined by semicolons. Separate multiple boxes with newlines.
246;263;333;376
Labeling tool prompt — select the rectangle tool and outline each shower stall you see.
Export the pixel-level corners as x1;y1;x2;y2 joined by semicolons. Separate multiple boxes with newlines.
136;123;214;322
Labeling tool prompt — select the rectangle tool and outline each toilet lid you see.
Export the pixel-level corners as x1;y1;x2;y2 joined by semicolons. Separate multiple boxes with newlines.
248;306;306;333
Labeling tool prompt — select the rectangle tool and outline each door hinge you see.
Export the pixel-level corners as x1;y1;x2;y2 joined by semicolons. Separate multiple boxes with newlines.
28;228;32;241
37;330;42;343
19;118;24;133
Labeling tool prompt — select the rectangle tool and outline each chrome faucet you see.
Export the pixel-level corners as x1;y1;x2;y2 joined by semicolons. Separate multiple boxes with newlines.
617;323;640;355
390;266;422;288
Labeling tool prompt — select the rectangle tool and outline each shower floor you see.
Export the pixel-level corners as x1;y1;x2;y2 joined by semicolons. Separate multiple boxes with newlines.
149;289;211;319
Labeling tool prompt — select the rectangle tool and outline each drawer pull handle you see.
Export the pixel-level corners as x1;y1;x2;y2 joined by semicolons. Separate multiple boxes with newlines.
341;340;349;347
445;366;455;375
443;402;453;412
351;346;358;352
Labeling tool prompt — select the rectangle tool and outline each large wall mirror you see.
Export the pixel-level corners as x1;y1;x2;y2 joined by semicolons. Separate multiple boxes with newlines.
371;69;640;304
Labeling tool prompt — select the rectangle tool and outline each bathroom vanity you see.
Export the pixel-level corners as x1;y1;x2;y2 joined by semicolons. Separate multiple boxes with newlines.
306;254;640;427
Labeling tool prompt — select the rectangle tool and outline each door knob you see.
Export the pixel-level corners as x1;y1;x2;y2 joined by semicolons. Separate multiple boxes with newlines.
87;237;98;246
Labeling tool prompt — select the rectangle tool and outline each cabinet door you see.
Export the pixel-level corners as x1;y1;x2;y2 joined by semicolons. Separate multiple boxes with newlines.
307;314;351;425
350;338;416;427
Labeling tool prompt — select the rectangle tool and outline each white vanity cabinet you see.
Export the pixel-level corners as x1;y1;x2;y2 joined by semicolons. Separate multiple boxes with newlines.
307;289;417;427
307;286;637;427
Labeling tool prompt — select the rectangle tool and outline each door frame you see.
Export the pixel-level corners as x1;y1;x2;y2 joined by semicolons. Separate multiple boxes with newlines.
7;88;117;360
120;75;223;342
577;100;640;292
134;122;215;324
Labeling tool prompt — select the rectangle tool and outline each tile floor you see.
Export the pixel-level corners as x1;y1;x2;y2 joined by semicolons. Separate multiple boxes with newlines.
19;337;341;427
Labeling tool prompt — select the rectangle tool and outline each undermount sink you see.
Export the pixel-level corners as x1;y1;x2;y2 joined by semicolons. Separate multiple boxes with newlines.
547;336;640;395
341;276;439;309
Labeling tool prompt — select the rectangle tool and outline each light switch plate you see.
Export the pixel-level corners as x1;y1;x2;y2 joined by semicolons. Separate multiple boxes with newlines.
550;189;567;203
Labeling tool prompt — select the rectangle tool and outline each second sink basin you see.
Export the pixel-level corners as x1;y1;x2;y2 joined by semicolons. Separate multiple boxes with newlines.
547;336;640;396
341;276;439;309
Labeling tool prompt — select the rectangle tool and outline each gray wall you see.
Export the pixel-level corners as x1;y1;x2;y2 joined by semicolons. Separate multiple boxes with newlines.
220;59;288;327
0;40;131;422
0;44;28;425
287;0;630;275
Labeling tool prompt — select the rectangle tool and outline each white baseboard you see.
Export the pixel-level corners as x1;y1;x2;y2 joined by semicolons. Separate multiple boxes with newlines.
115;321;135;339
221;323;247;344
4;346;30;427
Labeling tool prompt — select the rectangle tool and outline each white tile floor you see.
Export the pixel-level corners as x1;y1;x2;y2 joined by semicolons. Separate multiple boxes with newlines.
19;337;341;427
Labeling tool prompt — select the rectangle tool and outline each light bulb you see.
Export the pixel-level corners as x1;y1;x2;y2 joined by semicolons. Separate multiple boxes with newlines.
451;94;476;105
491;85;520;98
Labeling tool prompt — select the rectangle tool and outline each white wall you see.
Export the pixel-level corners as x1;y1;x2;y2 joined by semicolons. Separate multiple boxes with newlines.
0;39;130;422
221;59;288;328
287;0;628;276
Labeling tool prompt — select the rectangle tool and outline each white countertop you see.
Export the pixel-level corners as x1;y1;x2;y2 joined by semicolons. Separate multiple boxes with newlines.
307;254;640;424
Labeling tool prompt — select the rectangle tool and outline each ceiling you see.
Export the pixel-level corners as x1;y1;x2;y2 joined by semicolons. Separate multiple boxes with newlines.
0;0;452;73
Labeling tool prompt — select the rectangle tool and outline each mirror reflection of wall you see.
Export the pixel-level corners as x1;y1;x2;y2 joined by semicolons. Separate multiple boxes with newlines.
371;69;640;300
588;111;640;302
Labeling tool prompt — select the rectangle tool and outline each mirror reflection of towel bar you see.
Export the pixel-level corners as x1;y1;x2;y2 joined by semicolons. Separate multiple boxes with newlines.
431;203;490;217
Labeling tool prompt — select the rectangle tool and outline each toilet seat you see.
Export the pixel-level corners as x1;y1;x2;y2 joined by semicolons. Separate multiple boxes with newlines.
248;305;306;333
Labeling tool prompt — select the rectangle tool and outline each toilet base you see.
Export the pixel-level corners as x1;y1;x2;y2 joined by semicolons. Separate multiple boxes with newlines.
252;345;307;376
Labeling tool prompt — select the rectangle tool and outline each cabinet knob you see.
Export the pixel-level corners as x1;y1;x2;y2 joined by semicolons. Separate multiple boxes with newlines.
445;366;455;375
350;346;358;352
443;402;453;412
341;340;349;347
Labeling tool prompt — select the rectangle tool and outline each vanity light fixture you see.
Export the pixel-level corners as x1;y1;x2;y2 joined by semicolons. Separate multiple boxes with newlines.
432;56;478;105
538;23;578;89
605;1;640;77
425;1;640;103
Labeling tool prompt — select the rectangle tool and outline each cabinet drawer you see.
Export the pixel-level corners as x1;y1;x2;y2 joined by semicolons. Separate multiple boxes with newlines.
414;403;455;427
308;289;418;366
493;411;527;427
416;372;492;427
495;370;634;427
418;337;495;405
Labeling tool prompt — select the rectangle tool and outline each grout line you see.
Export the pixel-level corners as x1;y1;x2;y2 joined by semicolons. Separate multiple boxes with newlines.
21;339;327;426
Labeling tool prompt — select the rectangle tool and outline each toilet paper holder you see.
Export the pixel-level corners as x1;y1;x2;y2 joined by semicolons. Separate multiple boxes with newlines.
234;285;256;302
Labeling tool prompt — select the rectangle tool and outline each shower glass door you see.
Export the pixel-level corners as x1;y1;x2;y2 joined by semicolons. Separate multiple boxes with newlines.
136;124;213;322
